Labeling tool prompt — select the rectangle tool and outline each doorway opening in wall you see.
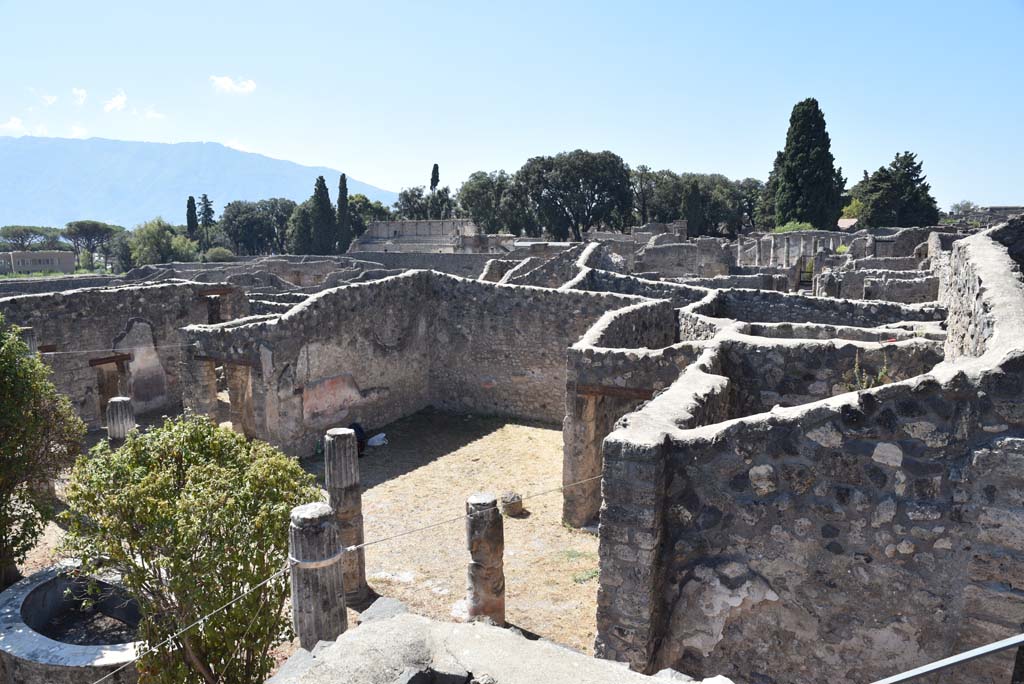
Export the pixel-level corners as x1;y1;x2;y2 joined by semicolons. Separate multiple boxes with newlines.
91;357;129;426
221;362;255;436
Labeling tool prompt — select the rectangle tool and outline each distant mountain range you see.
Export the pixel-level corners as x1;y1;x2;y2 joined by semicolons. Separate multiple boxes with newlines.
0;136;398;228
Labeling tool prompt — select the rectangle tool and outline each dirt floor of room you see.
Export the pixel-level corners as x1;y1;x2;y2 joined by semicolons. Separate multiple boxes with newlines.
22;407;601;668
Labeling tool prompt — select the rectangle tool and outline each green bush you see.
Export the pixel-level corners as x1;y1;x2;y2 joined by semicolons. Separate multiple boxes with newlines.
836;244;849;254
773;221;816;233
203;246;235;262
63;415;319;684
0;314;85;589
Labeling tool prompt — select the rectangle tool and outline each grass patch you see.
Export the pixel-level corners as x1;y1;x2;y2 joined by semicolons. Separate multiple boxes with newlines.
573;568;599;584
562;549;597;562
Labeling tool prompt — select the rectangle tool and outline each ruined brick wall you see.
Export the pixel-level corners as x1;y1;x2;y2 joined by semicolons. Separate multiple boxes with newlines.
0;282;238;427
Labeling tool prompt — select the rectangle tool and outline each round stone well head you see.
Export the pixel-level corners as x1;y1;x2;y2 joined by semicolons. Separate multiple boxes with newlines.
0;565;141;683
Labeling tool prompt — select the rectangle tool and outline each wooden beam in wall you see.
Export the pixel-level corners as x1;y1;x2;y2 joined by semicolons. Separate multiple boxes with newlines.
196;286;234;297
576;384;655;400
88;353;134;367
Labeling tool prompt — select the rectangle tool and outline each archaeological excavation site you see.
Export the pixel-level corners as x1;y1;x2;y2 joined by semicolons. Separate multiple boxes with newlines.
1;216;1023;684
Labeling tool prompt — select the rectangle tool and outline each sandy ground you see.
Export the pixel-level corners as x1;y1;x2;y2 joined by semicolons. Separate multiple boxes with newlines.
302;408;600;654
22;407;600;665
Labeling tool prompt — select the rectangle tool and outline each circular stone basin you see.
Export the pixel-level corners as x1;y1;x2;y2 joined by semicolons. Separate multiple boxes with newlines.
0;565;141;683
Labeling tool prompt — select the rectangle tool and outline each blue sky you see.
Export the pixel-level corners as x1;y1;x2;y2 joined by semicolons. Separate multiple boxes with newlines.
2;0;1022;208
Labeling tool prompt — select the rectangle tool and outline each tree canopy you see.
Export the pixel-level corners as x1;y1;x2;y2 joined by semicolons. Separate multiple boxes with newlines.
336;174;351;254
309;176;337;255
771;98;846;230
849;152;940;228
515;150;632;241
129;218;198;265
186;196;199;241
0;314;84;588
0;225;63;251
63;414;318;684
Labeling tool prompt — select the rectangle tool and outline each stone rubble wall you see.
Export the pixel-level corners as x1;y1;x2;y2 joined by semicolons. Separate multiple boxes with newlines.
428;275;645;425
0;274;122;296
0;282;245;428
635;238;732;278
182;271;647;455
672;273;789;292
863;275;940;303
345;251;495;279
697;287;945;327
478;258;521;283
594;222;1024;683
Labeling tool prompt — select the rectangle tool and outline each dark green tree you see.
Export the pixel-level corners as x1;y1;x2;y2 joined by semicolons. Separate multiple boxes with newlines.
736;178;765;232
219;201;274;255
755;152;783;231
648;170;686;223
0;226;61;251
198;194;216;250
516;150;632;241
430;163;440;193
257;198;298;254
308;176;336;255
64;220;118;269
631;165;656;225
287;201;314;254
773;98;846;229
427;186;455;219
0;314;85;588
336;174;351;253
185;196;199;241
348;193;391;237
458;171;510;233
850;152;940;228
394;187;430;219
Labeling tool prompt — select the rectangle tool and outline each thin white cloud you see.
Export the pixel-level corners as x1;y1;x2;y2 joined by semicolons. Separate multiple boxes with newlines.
143;106;165;120
103;89;127;112
0;116;26;133
71;88;87;106
69;124;88;138
32;124;48;136
41;94;57;106
209;75;256;95
223;139;254;153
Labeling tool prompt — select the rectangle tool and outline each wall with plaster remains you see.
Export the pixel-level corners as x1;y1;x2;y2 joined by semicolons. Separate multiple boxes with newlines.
0;282;246;427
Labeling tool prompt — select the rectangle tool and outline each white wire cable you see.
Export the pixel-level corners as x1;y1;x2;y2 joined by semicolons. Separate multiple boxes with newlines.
87;472;605;684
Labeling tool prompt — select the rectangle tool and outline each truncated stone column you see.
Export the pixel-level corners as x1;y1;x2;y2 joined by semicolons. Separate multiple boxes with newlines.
324;428;369;606
106;397;134;441
465;493;505;625
289;502;347;650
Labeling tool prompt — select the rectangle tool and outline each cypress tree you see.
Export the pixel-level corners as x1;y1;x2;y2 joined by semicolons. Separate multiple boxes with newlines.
186;196;199;241
336;174;351;254
198;194;215;250
774;98;846;229
309;176;336;255
287;201;314;254
430;164;440;193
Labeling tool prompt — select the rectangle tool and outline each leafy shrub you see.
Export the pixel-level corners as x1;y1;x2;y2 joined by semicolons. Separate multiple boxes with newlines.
63;415;319;684
203;246;235;262
0;314;85;589
836;244;849;254
773;221;816;233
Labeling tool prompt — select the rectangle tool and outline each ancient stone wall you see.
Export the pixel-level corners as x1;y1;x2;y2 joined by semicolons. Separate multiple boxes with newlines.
341;251;494;278
182;271;647;454
428;276;645;424
699;288;944;327
594;223;1024;683
863;275;939;303
0;274;121;296
570;269;707;308
0;282;244;427
673;273;788;292
635;238;732;277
